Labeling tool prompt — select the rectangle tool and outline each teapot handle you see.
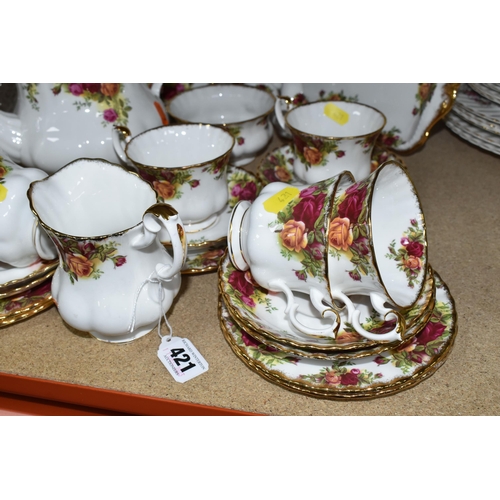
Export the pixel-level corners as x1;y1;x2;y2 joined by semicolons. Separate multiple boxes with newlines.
149;83;163;100
133;203;187;281
112;125;133;167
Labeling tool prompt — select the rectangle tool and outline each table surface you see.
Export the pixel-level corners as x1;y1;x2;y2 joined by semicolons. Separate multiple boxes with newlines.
1;120;499;416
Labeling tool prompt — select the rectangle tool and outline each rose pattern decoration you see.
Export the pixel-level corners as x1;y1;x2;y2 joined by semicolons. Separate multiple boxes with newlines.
385;219;426;289
0;156;12;185
229;318;300;368
318;89;359;103
378;126;404;149
227;167;260;211
412;83;437;116
186;248;225;270
21;83;40;111
376;296;453;374
257;146;295;185
0;280;52;315
50;238;127;284
301;361;383;387
292;133;345;170
272;179;335;283
328;181;377;283
224;264;277;315
137;167;201;202
50;83;132;127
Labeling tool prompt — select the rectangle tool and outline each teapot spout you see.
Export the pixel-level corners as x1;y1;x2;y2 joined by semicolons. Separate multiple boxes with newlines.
0;110;22;163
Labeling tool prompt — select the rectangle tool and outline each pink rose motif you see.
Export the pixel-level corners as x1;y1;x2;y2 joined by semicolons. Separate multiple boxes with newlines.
335;150;345;159
79;242;96;257
69;83;83;96
417;320;446;346
406;241;424;257
292;191;326;230
241;295;256;308
338;184;367;222
340;371;359;386
228;269;255;302
114;256;127;267
231;182;257;202
351;236;370;256
103;108;118;122
189;180;200;188
237;137;245;146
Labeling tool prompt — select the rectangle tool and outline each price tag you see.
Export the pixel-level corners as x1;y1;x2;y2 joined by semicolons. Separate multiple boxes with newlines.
157;336;209;383
324;103;349;125
263;186;299;214
0;184;8;202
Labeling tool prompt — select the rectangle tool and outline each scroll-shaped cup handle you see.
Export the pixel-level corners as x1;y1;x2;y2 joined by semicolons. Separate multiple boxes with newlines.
274;95;293;134
269;279;341;338
133;203;187;281
335;291;405;342
33;220;57;261
112;125;133;167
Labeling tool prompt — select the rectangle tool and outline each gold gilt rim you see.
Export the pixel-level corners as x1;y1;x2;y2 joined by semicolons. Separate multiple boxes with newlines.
217;249;435;353
123;123;235;172
163;235;227;250
396;83;460;155
0;260;58;299
0;292;54;328
365;159;429;311
182;263;220;275
28;158;157;242
218;271;457;400
220;267;436;361
166;83;277;128
285;100;387;142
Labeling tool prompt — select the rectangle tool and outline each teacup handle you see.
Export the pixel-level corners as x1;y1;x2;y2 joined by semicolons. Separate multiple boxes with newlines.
112;125;133;167
269;279;341;337
274;95;293;134
132;203;187;281
333;291;405;342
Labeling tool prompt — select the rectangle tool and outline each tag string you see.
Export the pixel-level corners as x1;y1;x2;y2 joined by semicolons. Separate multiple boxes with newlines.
127;266;174;341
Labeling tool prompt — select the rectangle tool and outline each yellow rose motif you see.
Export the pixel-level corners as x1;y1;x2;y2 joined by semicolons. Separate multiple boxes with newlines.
153;180;176;200
303;146;323;165
101;83;120;97
404;255;421;270
67;254;93;278
328;217;353;252
280;220;308;252
275;165;292;182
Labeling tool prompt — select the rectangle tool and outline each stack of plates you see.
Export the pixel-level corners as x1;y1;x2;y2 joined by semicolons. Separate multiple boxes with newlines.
218;251;457;400
445;84;500;155
0;260;57;327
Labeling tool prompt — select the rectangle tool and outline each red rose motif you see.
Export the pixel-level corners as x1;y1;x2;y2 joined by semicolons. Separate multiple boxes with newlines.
228;270;254;299
82;83;101;93
241;330;259;347
337;184;367;222
115;256;127;267
103;108;118;122
231;182;257;202
340;371;359;386
69;83;83;96
292;191;326;230
406;241;424;257
417;320;446;346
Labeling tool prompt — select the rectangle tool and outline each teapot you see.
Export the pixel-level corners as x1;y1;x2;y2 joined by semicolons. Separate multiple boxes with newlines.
0;150;56;267
0;83;168;173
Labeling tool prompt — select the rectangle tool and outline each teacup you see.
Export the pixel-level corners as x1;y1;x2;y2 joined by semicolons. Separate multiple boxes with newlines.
28;158;187;343
228;160;427;342
275;100;386;183
166;84;276;167
113;123;234;233
0;152;57;268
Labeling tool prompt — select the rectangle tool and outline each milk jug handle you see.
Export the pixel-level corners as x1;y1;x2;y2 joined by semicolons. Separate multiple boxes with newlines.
139;204;187;281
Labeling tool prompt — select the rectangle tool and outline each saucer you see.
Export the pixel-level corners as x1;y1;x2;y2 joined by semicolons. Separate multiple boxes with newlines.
219;270;456;400
256;143;404;187
164;166;261;274
0;278;54;327
0;259;58;299
218;251;436;354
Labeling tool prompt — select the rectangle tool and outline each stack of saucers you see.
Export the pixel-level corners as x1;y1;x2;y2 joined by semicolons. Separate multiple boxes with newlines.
445;84;500;155
218;160;457;400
